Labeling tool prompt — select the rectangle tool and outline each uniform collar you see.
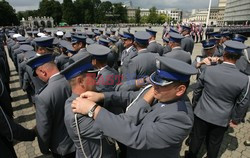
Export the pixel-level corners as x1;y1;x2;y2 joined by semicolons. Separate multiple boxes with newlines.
126;45;133;52
149;40;156;44
138;48;147;53
97;65;108;76
79;48;86;52
172;46;181;50
223;61;235;66
49;72;60;81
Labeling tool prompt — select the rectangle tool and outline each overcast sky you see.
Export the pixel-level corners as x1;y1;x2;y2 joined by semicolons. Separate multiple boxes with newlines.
7;0;219;12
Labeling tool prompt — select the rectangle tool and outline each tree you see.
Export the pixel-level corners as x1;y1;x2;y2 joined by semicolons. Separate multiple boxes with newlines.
73;0;101;24
17;10;39;21
147;7;158;24
38;0;62;24
113;3;128;23
97;1;113;23
140;15;148;24
135;7;141;24
157;14;168;24
62;0;77;25
0;0;19;26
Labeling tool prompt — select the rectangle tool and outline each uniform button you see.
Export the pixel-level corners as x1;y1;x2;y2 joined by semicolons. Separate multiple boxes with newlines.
144;109;148;113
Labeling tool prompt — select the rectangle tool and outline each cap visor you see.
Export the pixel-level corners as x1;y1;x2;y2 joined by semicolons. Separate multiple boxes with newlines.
149;72;173;86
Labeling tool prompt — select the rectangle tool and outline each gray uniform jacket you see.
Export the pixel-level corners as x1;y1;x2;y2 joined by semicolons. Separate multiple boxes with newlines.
162;45;172;55
164;47;191;64
193;63;249;127
147;41;163;55
236;48;250;75
0;107;36;158
181;35;194;55
96;66;119;92
115;39;125;61
214;45;224;57
93;90;194;158
18;60;26;89
64;93;117;158
122;49;157;82
69;48;88;63
121;46;137;74
36;74;75;155
24;65;45;94
192;55;219;78
54;53;69;70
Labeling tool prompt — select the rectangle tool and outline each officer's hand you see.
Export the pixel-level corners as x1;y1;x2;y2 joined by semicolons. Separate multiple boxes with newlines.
229;120;238;128
80;91;104;102
143;87;154;105
72;97;96;115
202;57;212;65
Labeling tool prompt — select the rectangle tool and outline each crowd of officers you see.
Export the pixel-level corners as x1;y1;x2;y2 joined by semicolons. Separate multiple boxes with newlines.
0;24;250;158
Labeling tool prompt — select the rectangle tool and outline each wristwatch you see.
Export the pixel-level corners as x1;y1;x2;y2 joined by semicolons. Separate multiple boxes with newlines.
88;104;98;118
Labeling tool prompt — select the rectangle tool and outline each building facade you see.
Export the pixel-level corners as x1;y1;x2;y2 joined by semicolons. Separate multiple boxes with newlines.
224;0;250;25
157;8;183;23
20;16;54;28
166;8;183;22
127;6;137;21
140;8;150;17
189;9;208;24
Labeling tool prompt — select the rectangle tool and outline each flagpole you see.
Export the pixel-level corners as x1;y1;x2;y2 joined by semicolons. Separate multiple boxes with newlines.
204;0;212;40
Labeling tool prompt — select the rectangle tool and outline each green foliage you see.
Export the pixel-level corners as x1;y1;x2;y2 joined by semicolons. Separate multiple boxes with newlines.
17;10;39;21
6;0;129;26
112;3;128;23
147;7;158;24
38;0;62;24
62;0;77;25
138;6;173;24
157;14;167;24
0;0;19;26
135;7;141;24
140;16;148;24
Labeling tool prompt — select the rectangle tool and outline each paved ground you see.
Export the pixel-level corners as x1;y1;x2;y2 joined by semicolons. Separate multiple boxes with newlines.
8;30;250;157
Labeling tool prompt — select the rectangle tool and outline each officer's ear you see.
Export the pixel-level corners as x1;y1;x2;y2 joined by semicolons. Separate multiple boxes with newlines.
175;84;187;97
92;59;96;66
78;75;85;87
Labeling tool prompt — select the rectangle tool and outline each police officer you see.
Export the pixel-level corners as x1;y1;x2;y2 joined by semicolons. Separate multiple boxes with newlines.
162;23;168;38
220;31;231;44
186;40;249;158
209;32;223;57
108;37;119;70
164;32;191;64
61;55;117;158
181;25;194;55
0;106;36;158
146;28;163;55
25;37;54;96
34;36;54;55
121;31;157;84
54;40;70;70
69;34;88;62
162;37;171;55
71;56;198;158
87;44;119;92
27;54;75;157
115;33;125;68
18;45;34;88
234;34;249;75
120;32;136;68
193;39;221;77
